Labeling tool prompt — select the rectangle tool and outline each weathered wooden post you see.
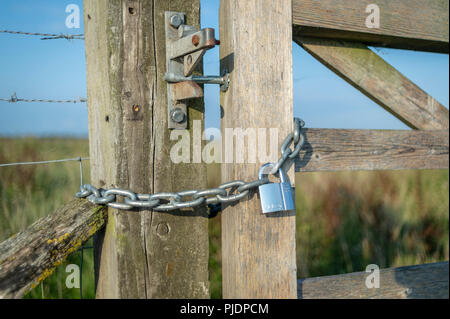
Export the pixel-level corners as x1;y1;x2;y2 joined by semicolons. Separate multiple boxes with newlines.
219;0;297;298
84;0;209;298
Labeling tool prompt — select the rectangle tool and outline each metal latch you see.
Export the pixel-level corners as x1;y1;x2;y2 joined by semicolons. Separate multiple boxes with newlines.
164;11;229;129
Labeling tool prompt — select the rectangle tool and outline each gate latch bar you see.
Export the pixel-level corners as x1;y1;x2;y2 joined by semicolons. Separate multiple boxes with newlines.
163;73;230;92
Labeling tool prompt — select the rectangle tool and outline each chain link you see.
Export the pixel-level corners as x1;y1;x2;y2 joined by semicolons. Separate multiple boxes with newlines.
270;118;305;175
75;118;306;214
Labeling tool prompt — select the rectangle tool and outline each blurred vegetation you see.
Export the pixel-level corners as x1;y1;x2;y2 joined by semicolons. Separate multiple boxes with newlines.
0;137;94;299
0;138;448;299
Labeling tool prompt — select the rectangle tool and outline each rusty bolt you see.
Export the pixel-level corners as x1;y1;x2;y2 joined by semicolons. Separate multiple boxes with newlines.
192;35;200;46
132;105;140;112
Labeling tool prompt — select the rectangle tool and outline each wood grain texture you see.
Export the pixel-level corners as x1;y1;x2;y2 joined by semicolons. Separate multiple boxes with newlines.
292;0;449;53
298;261;449;299
219;0;297;298
0;199;106;299
84;0;209;298
294;37;449;130
295;129;449;172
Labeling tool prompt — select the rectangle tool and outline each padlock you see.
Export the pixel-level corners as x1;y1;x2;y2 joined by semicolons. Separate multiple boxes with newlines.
258;163;295;214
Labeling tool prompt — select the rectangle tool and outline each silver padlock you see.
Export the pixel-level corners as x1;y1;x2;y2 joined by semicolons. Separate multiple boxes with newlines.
258;163;295;214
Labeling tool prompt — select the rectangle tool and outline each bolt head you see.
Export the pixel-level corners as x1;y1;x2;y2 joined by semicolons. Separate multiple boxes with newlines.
192;35;200;46
170;108;186;123
170;14;183;28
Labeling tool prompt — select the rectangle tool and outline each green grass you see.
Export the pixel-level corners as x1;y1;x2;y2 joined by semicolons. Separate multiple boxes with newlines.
1;137;448;299
0;137;94;299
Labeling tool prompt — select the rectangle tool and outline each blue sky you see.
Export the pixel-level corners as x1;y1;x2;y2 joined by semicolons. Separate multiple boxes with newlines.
0;0;448;136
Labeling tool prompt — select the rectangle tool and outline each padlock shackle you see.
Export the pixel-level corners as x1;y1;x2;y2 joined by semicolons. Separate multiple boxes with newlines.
258;162;289;184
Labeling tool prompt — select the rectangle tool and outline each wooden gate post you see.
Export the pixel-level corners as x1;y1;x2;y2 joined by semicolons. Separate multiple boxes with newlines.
84;0;209;298
219;0;297;298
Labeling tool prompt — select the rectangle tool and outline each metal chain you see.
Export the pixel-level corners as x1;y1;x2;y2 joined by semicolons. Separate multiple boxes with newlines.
0;30;84;40
75;118;306;214
270;118;305;174
0;93;87;104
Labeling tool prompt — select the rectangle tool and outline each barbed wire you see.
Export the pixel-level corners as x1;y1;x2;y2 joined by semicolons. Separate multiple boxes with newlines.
0;93;87;104
0;30;84;40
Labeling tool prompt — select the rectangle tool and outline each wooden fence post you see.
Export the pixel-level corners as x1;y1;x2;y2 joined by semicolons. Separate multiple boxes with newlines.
84;0;209;298
219;0;297;298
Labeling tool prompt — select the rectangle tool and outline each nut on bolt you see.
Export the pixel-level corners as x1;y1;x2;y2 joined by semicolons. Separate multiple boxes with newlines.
170;14;183;28
170;107;186;123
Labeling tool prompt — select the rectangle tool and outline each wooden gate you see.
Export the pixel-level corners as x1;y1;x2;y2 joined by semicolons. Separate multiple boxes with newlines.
219;0;448;298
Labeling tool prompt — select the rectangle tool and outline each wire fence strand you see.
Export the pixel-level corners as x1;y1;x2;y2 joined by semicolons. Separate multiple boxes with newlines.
0;157;89;168
0;93;87;104
0;30;84;40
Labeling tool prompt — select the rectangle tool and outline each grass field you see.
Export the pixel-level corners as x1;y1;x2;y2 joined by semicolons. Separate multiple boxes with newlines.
0;137;448;299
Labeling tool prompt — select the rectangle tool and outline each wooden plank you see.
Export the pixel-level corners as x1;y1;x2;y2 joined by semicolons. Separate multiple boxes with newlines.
295;129;449;172
292;0;449;53
84;0;209;298
0;199;106;299
294;37;449;131
219;0;297;298
298;261;449;299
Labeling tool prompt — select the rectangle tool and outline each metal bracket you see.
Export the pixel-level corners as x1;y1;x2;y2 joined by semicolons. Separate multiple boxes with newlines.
165;11;228;129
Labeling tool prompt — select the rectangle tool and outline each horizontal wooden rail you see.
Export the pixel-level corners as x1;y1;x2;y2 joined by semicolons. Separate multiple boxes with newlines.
0;199;107;299
292;0;449;53
295;129;449;172
298;261;449;299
